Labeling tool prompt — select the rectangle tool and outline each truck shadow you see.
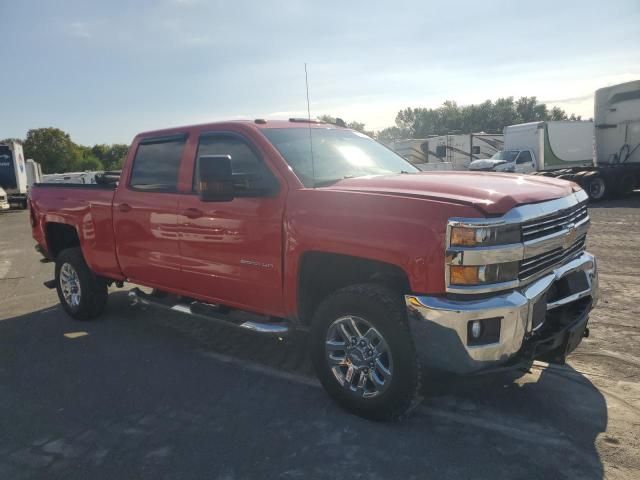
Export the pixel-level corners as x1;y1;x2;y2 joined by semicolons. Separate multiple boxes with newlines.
588;190;640;208
0;292;607;479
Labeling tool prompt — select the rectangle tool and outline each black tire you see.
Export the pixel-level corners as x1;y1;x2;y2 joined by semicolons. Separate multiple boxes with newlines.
55;247;108;320
310;283;421;421
585;175;607;201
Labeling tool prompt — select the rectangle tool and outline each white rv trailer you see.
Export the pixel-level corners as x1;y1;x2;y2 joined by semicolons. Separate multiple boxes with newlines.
41;171;98;185
389;133;503;170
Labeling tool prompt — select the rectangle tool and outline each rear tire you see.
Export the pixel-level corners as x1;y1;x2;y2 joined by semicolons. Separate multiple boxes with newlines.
55;247;108;320
310;284;421;421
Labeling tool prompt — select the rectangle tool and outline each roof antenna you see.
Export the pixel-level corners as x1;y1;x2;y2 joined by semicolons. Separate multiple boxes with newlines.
305;63;316;187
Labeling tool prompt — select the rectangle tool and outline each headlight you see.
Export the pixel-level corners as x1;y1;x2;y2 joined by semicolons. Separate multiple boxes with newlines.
450;262;519;286
450;224;520;247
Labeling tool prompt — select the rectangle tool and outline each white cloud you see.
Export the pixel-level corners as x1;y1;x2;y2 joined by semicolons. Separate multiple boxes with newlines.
67;21;91;38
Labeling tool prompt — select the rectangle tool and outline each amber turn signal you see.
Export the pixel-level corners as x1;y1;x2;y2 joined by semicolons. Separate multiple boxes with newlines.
450;265;480;285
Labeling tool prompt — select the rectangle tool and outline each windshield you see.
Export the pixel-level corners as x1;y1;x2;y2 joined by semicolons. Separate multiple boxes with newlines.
491;150;520;162
262;128;418;187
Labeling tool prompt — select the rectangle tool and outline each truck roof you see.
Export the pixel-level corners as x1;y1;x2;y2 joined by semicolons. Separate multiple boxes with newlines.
135;119;345;141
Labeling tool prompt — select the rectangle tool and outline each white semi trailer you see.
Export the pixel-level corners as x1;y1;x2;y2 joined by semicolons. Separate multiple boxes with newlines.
0;141;28;208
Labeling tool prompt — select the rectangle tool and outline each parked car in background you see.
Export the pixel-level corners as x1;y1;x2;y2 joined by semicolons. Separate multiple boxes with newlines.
29;119;598;420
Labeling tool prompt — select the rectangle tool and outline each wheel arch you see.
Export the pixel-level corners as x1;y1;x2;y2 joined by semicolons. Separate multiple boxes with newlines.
297;251;410;326
45;222;81;259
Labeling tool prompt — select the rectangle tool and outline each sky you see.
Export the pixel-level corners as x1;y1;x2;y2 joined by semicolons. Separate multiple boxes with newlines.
1;0;639;145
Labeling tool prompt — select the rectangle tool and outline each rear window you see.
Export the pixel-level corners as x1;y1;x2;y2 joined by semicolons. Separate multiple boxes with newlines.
129;136;186;191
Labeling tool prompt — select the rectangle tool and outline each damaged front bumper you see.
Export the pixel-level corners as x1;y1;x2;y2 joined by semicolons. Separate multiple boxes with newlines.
406;251;598;375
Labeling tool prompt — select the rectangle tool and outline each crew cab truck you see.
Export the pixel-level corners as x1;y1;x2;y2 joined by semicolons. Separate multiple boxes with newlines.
30;119;599;420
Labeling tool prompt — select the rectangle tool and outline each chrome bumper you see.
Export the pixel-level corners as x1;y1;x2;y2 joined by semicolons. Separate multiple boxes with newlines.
406;251;598;374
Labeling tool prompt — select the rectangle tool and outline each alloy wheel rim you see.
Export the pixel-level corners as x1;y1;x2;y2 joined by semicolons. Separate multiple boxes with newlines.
325;315;393;398
60;263;82;308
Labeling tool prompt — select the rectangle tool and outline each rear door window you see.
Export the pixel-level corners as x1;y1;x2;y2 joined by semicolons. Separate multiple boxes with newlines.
130;136;186;191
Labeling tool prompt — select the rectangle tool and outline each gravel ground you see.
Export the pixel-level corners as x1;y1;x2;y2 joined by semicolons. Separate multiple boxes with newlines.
0;195;638;479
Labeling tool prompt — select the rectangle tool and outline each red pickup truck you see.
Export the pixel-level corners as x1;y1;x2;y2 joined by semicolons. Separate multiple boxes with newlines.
30;119;598;419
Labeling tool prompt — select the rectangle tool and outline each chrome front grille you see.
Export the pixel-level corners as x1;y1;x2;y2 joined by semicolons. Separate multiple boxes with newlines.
520;235;586;281
522;202;588;242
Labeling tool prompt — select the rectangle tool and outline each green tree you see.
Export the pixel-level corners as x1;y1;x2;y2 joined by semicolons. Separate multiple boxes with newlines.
317;115;374;136
22;128;82;174
0;137;23;145
90;143;128;170
385;97;577;140
550;106;569;121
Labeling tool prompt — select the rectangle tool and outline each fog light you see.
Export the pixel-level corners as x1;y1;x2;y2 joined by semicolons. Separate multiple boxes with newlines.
470;320;482;339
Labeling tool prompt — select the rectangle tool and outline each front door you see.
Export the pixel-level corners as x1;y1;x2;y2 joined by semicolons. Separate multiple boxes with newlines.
515;150;535;173
113;134;186;289
177;131;286;316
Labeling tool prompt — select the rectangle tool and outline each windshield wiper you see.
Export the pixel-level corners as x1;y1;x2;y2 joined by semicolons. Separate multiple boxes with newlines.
314;175;355;187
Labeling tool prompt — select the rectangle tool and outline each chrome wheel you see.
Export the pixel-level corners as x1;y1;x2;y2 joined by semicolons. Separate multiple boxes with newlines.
325;315;393;398
60;263;82;308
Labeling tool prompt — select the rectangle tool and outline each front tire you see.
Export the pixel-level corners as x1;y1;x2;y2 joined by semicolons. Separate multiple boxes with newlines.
311;284;421;420
55;247;108;320
586;175;607;201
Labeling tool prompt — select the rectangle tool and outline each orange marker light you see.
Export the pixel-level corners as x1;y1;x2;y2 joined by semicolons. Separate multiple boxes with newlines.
450;266;480;285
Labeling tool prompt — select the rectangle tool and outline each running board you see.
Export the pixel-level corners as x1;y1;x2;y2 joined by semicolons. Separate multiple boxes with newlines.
127;288;290;335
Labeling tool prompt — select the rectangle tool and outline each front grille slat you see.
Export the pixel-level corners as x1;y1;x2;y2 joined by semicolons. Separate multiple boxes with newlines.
522;209;588;238
522;203;588;242
518;200;589;282
519;237;586;280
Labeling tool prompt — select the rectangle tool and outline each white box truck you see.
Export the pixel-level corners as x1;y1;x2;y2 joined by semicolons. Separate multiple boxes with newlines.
469;121;593;174
469;80;640;200
0;141;28;209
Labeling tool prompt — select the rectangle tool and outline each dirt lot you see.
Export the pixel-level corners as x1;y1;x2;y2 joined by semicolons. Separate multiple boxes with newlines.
0;195;639;479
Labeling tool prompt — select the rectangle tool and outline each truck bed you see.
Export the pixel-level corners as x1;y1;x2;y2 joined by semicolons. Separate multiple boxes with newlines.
30;183;123;280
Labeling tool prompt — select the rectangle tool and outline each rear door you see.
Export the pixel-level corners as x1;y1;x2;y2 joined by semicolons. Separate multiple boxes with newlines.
113;134;187;289
177;130;286;316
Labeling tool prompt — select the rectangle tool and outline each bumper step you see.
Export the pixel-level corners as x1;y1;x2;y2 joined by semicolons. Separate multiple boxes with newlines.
128;288;290;335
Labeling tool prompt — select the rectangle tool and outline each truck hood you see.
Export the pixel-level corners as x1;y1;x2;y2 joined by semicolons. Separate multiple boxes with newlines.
468;159;507;170
322;172;578;216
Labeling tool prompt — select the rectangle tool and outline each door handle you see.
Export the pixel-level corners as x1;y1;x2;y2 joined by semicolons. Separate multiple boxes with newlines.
183;207;203;219
118;203;132;213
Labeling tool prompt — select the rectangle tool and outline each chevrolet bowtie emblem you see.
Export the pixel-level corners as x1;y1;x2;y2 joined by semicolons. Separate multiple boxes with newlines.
563;223;577;249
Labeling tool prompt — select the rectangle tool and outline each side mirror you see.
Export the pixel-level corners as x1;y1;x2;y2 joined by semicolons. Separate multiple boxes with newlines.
197;155;234;202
